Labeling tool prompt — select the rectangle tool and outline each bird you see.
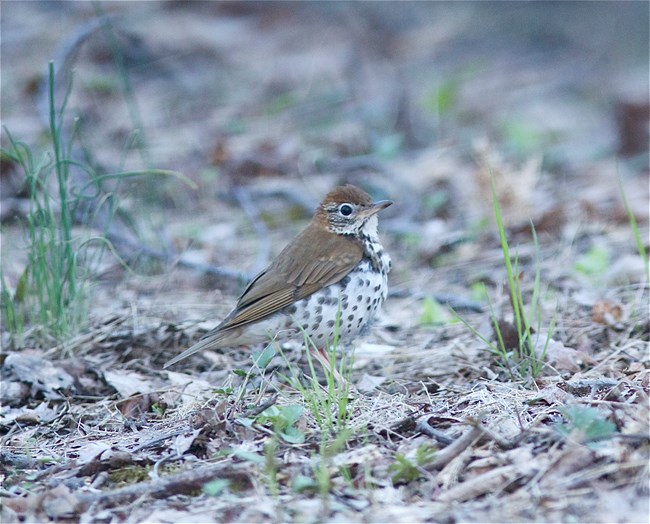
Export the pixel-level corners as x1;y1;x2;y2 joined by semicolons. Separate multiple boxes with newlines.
164;184;392;372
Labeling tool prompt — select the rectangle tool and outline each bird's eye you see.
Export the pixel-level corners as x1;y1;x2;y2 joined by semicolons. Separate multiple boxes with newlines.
339;204;353;216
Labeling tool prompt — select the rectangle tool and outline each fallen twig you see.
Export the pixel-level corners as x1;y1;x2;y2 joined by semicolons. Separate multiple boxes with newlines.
465;416;522;450
76;462;252;509
415;417;455;445
424;424;484;471
434;463;532;502
239;394;279;419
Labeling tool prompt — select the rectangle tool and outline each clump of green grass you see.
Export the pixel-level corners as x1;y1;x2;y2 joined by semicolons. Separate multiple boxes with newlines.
282;307;354;436
1;61;183;348
618;176;649;282
457;176;556;380
1;63;87;345
224;299;365;513
389;444;437;484
489;177;556;379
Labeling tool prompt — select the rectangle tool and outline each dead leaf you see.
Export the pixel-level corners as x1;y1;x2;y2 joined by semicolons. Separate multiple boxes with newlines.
592;299;624;330
172;429;203;457
356;373;387;393
116;393;159;419
542;339;590;373
76;441;113;465
103;370;153;398
42;484;80;520
3;352;74;400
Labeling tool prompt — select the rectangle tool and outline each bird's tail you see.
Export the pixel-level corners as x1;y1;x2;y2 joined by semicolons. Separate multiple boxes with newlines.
163;331;228;369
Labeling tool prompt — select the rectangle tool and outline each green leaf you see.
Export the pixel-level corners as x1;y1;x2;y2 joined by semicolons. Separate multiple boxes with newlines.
14;266;30;302
420;296;446;326
470;281;488;303
203;478;229;496
556;406;617;443
252;345;276;369
424;78;459;115
279;404;303;426
236;417;254;428
292;474;318;493
257;404;305;444
280;426;305;444
214;387;233;395
574;246;610;277
234;450;265;464
150;403;165;417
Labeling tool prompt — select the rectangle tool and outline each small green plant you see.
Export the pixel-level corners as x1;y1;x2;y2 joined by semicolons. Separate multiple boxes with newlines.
555;405;616;445
295;354;352;434
574;245;610;280
311;429;350;515
388;444;437;484
499;119;554;156
419;296;454;326
263;437;280;498
291;474;319;493
255;404;305;444
618;176;649;282
202;478;230;496
424;77;460;117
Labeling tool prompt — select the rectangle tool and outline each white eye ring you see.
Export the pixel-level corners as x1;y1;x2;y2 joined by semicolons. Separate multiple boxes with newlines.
339;204;353;216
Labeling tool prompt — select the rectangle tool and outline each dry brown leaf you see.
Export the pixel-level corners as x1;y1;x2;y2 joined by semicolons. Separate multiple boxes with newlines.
103;370;153;398
592;299;624;330
3;352;74;400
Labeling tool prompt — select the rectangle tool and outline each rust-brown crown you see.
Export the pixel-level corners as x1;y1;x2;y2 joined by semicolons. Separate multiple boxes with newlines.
321;184;374;208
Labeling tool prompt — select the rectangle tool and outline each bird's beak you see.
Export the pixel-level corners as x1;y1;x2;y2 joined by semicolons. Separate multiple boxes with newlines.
360;199;393;217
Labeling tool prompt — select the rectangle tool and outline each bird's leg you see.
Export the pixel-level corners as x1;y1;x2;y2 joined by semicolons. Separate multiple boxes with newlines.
309;346;348;387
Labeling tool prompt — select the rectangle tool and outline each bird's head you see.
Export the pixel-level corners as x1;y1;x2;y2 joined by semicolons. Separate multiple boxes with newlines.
315;184;392;237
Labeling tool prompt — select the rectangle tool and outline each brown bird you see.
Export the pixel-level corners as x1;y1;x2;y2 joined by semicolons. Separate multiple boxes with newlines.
164;184;392;370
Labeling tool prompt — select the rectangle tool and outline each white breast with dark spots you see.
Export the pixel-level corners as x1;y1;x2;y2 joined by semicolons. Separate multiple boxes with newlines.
281;257;389;348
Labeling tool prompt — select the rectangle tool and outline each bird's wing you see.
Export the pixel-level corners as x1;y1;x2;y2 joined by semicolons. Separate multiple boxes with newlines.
218;230;363;330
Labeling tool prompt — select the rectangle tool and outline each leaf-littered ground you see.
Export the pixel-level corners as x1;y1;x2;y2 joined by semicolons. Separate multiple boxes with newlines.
1;3;648;523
